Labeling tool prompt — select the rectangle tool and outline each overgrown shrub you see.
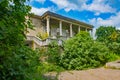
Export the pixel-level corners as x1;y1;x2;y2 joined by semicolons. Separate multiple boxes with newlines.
59;31;110;70
47;41;61;64
34;41;65;75
40;62;64;72
0;46;42;80
108;42;120;55
107;53;120;62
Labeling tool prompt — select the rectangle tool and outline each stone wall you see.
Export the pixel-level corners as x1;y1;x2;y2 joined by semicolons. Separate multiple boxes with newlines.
26;17;45;37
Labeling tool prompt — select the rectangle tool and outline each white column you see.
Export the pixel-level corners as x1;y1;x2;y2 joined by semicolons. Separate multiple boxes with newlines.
59;21;62;36
70;24;73;37
78;26;81;32
46;16;50;36
91;29;93;37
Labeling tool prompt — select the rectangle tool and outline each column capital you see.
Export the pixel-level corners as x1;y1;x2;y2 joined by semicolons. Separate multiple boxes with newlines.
46;16;50;19
59;20;62;22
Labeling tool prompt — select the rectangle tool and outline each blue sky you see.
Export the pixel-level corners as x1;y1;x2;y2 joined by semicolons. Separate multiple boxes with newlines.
28;0;120;29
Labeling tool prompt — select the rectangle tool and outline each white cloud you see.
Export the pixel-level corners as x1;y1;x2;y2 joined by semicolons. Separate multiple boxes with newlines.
83;0;116;15
50;0;78;12
94;12;100;16
50;0;116;15
31;7;51;15
88;12;120;28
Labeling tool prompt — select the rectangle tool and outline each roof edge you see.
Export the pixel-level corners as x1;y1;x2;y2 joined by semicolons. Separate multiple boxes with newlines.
32;11;94;28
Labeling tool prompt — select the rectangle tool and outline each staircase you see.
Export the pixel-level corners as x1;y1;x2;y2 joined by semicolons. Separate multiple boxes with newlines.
26;35;63;47
26;35;49;46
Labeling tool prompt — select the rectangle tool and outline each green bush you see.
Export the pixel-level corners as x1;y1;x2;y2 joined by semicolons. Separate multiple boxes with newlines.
107;53;120;62
59;31;110;70
47;41;61;64
0;46;42;80
108;42;120;55
40;62;64;73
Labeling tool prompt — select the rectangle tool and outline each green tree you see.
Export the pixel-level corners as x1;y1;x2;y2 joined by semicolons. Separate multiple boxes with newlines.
115;30;120;42
96;26;116;42
0;0;42;80
96;26;120;55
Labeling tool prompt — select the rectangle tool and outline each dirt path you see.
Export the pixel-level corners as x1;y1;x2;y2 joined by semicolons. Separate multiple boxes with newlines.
58;68;120;80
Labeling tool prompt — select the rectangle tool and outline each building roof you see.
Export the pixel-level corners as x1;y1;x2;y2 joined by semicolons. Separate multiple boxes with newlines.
41;11;93;28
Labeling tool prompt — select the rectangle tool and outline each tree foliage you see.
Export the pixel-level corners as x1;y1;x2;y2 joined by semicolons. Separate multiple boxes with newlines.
0;0;32;44
59;31;110;70
96;26;120;55
96;26;116;42
0;0;42;80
